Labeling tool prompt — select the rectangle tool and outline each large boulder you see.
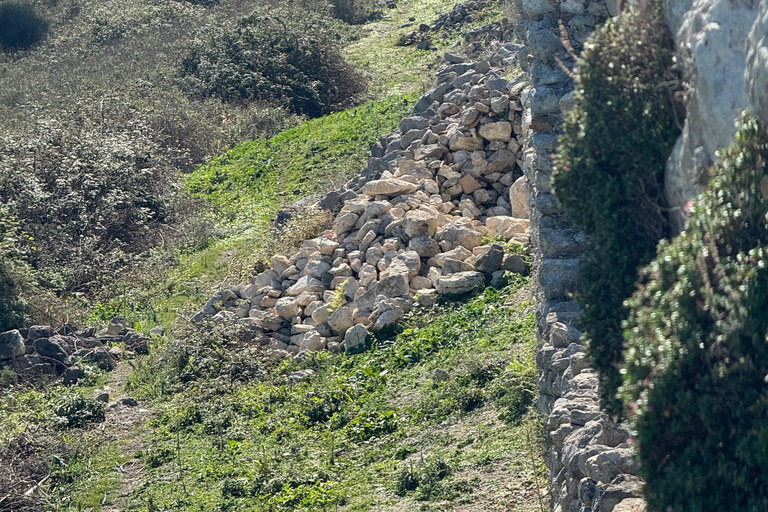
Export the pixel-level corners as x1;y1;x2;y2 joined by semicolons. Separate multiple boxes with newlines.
34;338;68;363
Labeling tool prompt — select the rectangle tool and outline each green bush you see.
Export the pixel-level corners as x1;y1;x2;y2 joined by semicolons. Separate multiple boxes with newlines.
0;208;27;331
0;2;48;52
330;0;378;24
621;115;768;512
0;119;175;294
552;6;681;413
52;392;105;428
180;7;366;118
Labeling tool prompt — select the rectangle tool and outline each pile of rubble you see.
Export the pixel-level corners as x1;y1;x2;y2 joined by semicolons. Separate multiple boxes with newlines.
193;44;532;359
0;318;151;385
398;1;509;49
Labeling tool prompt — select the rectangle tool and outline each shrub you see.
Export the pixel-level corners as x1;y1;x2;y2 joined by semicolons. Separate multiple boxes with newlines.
180;7;367;118
0;2;48;52
621;115;768;512
552;6;682;413
0;119;176;294
52;392;105;428
330;0;377;24
0;208;26;331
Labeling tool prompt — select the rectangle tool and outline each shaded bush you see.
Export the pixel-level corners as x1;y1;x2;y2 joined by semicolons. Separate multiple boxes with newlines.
0;208;26;331
330;0;378;24
552;6;682;413
180;7;367;118
0;2;48;52
621;115;768;512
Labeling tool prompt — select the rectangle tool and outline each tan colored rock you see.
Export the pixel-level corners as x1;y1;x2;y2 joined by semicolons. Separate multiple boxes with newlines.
270;255;291;275
613;498;646;512
509;176;530;219
478;121;513;141
448;127;484;151
275;297;302;320
361;179;419;197
404;210;438;238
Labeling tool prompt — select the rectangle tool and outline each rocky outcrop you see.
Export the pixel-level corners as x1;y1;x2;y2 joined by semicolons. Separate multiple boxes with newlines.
663;0;768;232
193;45;533;361
0;318;150;385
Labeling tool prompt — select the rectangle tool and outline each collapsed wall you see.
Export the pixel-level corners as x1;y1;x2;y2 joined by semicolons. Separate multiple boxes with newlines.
193;44;535;358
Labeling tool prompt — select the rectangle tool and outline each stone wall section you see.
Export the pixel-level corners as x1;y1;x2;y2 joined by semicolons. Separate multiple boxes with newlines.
517;0;647;511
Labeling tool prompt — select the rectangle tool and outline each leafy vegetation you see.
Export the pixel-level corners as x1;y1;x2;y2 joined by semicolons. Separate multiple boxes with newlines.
187;94;413;219
0;207;27;331
120;278;544;511
552;5;682;413
621;115;768;512
180;7;366;117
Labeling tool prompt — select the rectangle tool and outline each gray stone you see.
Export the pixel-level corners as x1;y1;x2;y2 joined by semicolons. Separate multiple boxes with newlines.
328;307;355;336
34;338;68;363
361;179;419;197
0;330;24;360
436;271;486;295
475;243;505;275
342;324;368;354
83;347;116;371
27;325;55;341
408;236;440;257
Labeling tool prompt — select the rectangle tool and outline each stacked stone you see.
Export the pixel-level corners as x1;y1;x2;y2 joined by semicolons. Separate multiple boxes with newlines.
193;47;532;360
517;0;645;510
0;318;150;385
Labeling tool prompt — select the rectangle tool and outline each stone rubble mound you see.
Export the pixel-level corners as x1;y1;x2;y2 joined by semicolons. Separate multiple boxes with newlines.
193;45;532;361
398;1;513;51
0;318;151;385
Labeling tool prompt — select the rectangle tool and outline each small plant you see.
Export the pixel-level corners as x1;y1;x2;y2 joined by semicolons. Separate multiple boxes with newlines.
0;2;48;52
52;392;106;428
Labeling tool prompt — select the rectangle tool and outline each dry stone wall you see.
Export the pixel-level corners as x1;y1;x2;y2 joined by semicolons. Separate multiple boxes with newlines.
517;0;648;511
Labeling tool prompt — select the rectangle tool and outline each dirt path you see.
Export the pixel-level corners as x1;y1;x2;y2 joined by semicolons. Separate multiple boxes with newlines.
94;362;152;512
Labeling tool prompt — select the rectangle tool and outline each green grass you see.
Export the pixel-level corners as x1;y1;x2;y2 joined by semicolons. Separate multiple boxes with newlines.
120;277;546;512
345;0;506;98
186;94;415;220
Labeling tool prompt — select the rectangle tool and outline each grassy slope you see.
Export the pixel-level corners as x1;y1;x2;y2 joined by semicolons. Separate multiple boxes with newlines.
124;278;545;512
0;1;545;510
89;94;413;333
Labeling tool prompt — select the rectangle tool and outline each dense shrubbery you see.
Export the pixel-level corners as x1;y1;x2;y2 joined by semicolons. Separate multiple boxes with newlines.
552;6;682;413
0;208;26;331
0;120;176;294
0;2;48;52
621;116;768;512
180;7;366;118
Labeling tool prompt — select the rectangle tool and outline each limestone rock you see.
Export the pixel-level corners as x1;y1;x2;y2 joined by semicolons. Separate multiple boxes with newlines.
361;179;419;197
0;330;25;360
342;324;368;354
436;271;486;295
478;121;513;141
509;176;530;218
328;307;355;336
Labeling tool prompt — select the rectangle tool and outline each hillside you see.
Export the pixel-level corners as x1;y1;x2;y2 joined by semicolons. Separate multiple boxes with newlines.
0;0;549;511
